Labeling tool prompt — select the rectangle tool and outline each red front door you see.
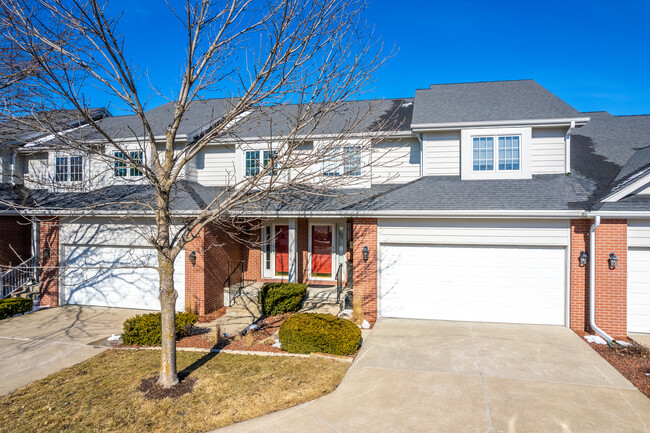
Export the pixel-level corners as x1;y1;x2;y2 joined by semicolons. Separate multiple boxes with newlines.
275;225;289;276
311;225;333;278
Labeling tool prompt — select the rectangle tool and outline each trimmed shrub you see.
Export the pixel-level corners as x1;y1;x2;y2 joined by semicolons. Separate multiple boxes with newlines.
258;283;307;317
279;313;361;356
122;312;198;346
0;297;33;320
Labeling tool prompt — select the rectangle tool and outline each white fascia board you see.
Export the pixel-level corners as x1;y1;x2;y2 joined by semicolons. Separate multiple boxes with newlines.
600;171;650;202
207;130;415;145
586;211;650;219
22;208;587;219
411;117;590;132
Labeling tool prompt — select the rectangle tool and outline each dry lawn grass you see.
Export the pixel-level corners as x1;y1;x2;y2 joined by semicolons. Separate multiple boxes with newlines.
0;349;349;433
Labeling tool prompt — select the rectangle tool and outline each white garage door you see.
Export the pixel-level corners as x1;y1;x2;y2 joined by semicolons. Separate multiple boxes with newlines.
63;245;185;311
380;244;566;325
628;248;650;333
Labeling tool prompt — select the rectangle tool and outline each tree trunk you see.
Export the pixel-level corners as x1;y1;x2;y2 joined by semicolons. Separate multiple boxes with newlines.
158;253;179;388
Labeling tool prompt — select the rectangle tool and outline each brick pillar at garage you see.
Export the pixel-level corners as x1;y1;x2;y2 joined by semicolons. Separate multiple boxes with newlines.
352;218;378;324
570;219;590;333
570;218;627;339
39;218;60;307
594;219;627;339
185;227;206;315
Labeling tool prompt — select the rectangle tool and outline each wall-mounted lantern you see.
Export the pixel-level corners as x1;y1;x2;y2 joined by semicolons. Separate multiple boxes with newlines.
578;251;588;267
362;246;369;262
42;247;50;261
189;251;197;267
608;253;618;270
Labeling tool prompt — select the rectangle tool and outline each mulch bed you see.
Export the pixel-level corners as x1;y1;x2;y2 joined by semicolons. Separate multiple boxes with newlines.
137;376;197;400
176;313;291;352
579;331;650;399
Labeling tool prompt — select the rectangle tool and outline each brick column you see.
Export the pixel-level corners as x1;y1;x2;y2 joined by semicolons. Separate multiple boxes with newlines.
39;218;60;307
297;218;309;283
570;219;590;333
570;218;627;339
185;223;242;317
352;218;378;324
594;219;627;339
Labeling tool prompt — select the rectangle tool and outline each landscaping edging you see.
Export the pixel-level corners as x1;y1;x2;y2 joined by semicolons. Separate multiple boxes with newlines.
111;345;354;363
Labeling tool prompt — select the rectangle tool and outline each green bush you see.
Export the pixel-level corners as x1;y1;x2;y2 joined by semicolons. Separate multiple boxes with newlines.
0;297;33;320
279;313;361;356
258;283;307;316
121;311;198;346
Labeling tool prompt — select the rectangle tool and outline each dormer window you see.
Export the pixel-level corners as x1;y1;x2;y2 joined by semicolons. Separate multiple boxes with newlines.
55;156;83;182
114;151;144;177
245;150;276;177
472;136;520;172
323;146;362;176
461;127;530;180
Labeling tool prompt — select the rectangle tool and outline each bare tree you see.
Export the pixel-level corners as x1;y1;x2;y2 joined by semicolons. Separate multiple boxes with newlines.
1;0;402;388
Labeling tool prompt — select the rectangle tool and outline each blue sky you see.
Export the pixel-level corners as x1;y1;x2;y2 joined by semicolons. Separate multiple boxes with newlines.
91;0;650;115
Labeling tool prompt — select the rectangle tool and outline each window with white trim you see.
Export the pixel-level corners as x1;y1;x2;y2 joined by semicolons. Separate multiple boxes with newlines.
55;156;84;182
323;146;362;176
472;135;520;172
114;151;144;177
245;150;277;177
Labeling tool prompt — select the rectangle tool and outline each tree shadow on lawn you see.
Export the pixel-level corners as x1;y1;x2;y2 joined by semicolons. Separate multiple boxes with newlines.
137;351;218;400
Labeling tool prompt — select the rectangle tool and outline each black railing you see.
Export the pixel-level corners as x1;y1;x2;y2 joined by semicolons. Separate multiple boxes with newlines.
335;263;343;303
224;260;245;306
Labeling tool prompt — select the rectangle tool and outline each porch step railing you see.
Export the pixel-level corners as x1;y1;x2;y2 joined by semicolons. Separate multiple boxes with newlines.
1;256;39;299
224;260;246;306
335;263;343;303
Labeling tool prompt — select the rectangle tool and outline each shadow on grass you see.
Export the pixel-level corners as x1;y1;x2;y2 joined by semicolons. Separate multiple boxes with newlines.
178;350;219;381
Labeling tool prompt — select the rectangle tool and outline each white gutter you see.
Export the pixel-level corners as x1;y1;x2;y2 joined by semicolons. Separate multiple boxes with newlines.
588;216;616;344
10;150;17;185
416;133;424;177
565;120;575;174
411;117;590;132
588;211;650;219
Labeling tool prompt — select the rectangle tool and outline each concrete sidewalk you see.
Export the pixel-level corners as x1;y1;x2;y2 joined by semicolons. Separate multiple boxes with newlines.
0;305;146;396
214;319;650;433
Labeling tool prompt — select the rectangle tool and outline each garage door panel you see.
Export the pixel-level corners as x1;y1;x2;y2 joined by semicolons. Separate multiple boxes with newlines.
628;248;650;333
380;244;565;325
63;245;185;311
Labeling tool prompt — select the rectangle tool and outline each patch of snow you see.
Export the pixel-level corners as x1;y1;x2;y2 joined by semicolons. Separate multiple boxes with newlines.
584;335;607;345
241;324;259;335
401;102;413;107
107;334;121;342
616;340;632;347
338;309;352;318
272;338;281;348
361;320;371;329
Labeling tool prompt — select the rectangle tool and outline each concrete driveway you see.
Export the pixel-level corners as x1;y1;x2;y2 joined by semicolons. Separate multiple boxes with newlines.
0;305;146;396
216;318;650;433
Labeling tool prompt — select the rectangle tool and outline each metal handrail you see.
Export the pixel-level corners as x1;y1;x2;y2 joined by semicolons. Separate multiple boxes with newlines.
224;260;245;306
335;263;343;303
1;256;39;299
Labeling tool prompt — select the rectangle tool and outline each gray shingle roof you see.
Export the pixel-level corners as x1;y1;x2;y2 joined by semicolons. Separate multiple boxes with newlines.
348;174;594;211
412;80;582;125
229;98;413;139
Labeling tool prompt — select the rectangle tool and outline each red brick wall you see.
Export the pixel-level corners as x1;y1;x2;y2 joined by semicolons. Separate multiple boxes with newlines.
570;218;627;339
352;218;378;324
570;219;590;333
242;223;261;281
185;223;242;316
0;215;31;270
39;218;59;307
594;219;627;338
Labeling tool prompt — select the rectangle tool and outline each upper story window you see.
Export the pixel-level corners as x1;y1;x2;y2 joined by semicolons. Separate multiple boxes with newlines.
460;127;531;180
323;146;361;176
114;151;144;177
472;136;520;172
245;150;276;177
55;156;83;182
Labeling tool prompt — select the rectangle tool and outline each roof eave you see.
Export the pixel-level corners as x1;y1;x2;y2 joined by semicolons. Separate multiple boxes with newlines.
411;117;590;132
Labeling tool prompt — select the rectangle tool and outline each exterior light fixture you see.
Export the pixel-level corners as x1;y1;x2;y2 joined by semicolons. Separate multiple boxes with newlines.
189;251;197;267
608;253;618;270
578;251;588;267
42;247;50;261
362;246;369;262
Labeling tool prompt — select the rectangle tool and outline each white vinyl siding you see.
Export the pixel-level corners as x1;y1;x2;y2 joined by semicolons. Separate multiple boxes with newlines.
531;127;566;174
378;218;570;247
22;153;49;189
196;145;236;186
423;131;460;176
371;138;420;184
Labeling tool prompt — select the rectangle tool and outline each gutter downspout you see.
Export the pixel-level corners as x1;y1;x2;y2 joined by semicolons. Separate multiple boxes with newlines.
10;150;17;185
589;216;617;344
565;120;575;175
417;133;424;177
